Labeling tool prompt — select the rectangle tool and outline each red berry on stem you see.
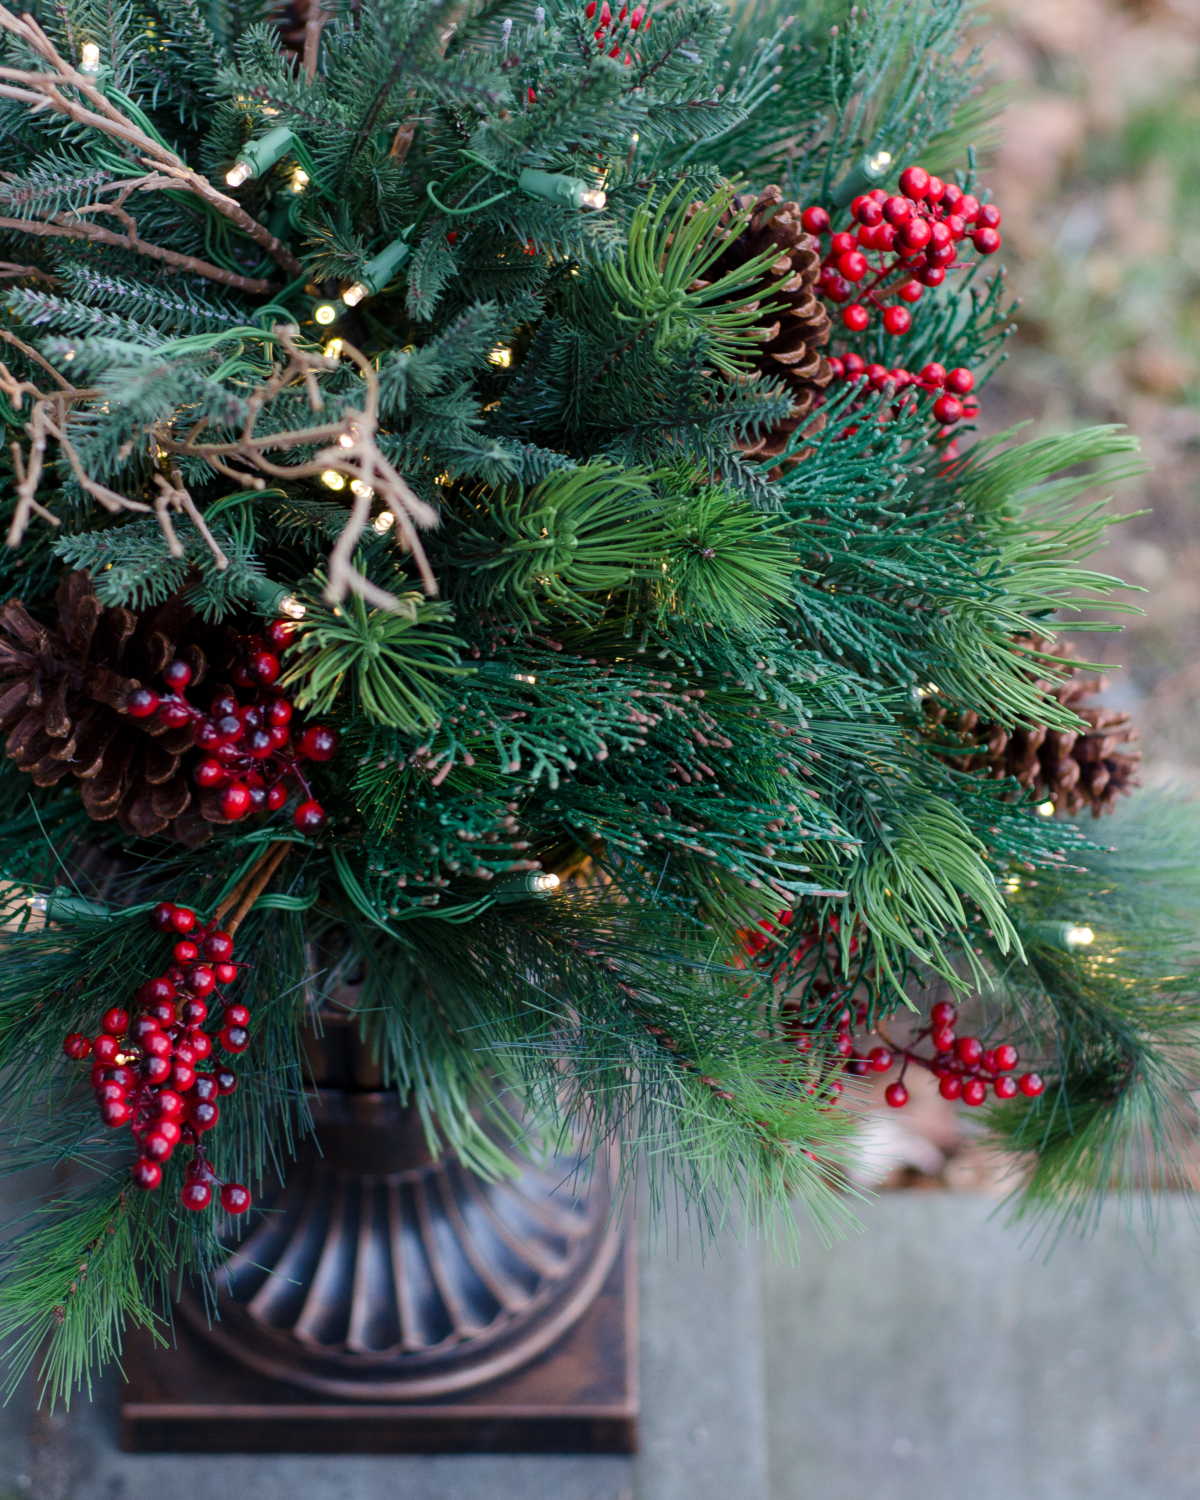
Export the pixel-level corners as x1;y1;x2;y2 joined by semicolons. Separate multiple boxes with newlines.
249;650;281;685
939;1075;963;1101
100;1098;132;1127
293;800;327;834
972;227;1001;254
958;194;981;222
215;715;242;743
215;1066;239;1095
829;231;856;256
874;222;898;251
265;618;296;651
210;692;239;719
898;280;923;303
963;1079;988;1107
855;198;883;227
945;214;967;241
882;306;911;336
131;1159;162;1191
151;902;176;933
182;999;209;1026
130;1015;161;1044
266;785;287;812
181;1181;212;1211
884;1081;909;1108
173;940;199;965
882;195;911;226
93;1033;120;1064
162;660;192;692
944;367;974;395
920;363;947;387
1018;1072;1045;1097
898;165;930;199
941;183;964;211
977;202;1002;230
932;1026;956;1053
156;1119;182;1146
101;1008;129;1036
214;963;238;986
171;1062;196;1092
202;932;234;963
868;1046;893;1072
110;1064;137;1090
224;1004;250;1027
266;698;293;728
157;699;191;730
866;362;889;388
143;1132;174;1162
142;1055;172;1084
916;265;946;287
299;726;338;762
220;1026;250;1055
899;216;932;250
842;353;865;377
221;1183;252;1214
189;1030;213;1060
126;688;159;719
930;1000;956;1026
955;1036;983;1067
245;729;274;760
191;1074;218;1103
801;205;831;235
63;1032;91;1060
156;1090;185;1119
143;1031;171;1060
926;242;956;268
933;394;963;425
96;1080;126;1105
842;304;869;333
981;1050;996;1074
188;1099;220;1132
926;175;945;201
928;219;953;250
195;758;225;789
837;250;868;282
187;966;217;998
170;907;197;935
994;1043;1019;1071
222;784;252;820
994;1075;1019;1100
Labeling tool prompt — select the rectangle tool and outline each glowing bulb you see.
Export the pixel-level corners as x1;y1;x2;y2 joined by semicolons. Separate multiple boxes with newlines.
1002;875;1020;894
338;432;355;449
323;337;343;358
350;479;374;499
372;510;395;534
290;167;310;193
279;595;307;620
1065;925;1094;949
225;160;253;188
867;149;893;174
80;42;101;73
342;282;368;308
321;470;346;490
530;872;560;893
578;187;607;210
62;349;75;362
261;106;280;118
488;346;513;368
513;672;537;685
1036;800;1055;818
313;303;338;326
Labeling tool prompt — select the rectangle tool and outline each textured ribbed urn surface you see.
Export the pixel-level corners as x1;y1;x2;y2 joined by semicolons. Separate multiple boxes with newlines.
179;1089;622;1400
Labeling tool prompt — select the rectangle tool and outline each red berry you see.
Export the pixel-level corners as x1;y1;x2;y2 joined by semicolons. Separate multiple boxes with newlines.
215;715;242;743
143;1031;171;1060
963;1079;987;1107
916;265;945;287
162;660;192;692
220;1183;252;1214
156;1119;182;1146
266;784;287;811
1018;1072;1045;1097
972;227;1001;255
171;1062;196;1092
827;356;845;379
293;799;327;834
874;222;897;251
192;721;223;753
898;165;930;200
920;363;947;387
130;1015;161;1045
884;1082;909;1108
170;907;197;935
202;931;234;963
856;223;879;251
181;998;208;1026
157;699;191;730
928;219;953;251
866;362;889;388
982;1050;996;1074
930;1000;956;1026
232;663;254;688
131;1159;162;1191
932;394;963;425
829;231;856;256
837;250;868;282
109;1064;137;1091
223;1004;250;1027
825;275;853;304
139;978;176;1009
174;1041;196;1067
955;1036;983;1067
63;1031;92;1060
249;650;281;685
173;939;199;965
926;175;945;201
220;1025;250;1054
214;962;238;985
993;1075;1019;1100
181;1181;212;1211
939;1075;963;1101
265;618;296;651
994;1043;1019;1071
101;1008;130;1037
897;280;923;303
299;726;338;762
245;728;274;759
945;214;967;241
210;691;239;719
195;758;225;789
882;195;911;226
156;1090;185;1119
95;1080;126;1105
191;1074;218;1103
126;687;159;718
188;1099;220;1132
215;1066;239;1095
898;216;931;250
941;183;964;211
143;1131;174;1162
841;304;869;333
868;1046;893;1072
186;966;217;998
267;726;289;751
801;205;831;235
976;202;1001;230
835;1033;854;1056
855;198;883;227
842;352;865;377
100;1098;132;1127
882;306;911;336
958;194;981;223
142;1055;172;1084
151;902;176;933
932;1026;956;1053
93;1033;120;1064
944;366;974;396
189;1030;213;1060
266;697;293;728
222;784;252;820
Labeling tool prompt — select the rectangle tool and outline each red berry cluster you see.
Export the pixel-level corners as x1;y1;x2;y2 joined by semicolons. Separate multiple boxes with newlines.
585;0;646;56
871;1001;1045;1109
801;163;1002;338
61;902;253;1210
825;357;979;428
125;618;337;834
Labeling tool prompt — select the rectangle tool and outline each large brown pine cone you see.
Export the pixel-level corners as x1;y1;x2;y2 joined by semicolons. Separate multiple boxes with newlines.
702;185;833;472
0;572;234;844
923;639;1142;817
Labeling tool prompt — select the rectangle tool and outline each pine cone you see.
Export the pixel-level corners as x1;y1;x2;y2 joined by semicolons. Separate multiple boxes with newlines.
702;185;833;473
0;572;234;844
923;639;1142;817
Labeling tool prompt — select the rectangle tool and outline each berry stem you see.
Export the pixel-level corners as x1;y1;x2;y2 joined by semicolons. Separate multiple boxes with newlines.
220;840;292;936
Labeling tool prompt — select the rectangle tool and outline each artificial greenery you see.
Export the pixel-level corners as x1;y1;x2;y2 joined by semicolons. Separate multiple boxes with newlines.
0;0;1195;1406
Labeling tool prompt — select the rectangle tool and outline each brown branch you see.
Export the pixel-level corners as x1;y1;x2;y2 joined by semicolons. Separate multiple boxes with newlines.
0;5;302;279
0;261;56;282
303;0;330;80
219;841;293;936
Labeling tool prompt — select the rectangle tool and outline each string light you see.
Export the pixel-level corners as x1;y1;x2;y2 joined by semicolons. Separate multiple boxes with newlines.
321;470;346;490
290;167;310;193
350;480;374;499
342;236;412;306
518;167;606;211
323;338;343;358
513;673;538;685
1065;925;1094;949
1002;874;1021;894
79;42;101;73
372;511;395;534
1036;800;1055;817
279;595;307;620
225;125;298;187
338;432;355;449
313;303;338;326
488;347;513;368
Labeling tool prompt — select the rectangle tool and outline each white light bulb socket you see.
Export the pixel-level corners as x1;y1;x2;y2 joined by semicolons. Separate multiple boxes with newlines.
342;237;411;305
227;125;298;186
831;149;894;209
518;168;606;211
29;890;110;922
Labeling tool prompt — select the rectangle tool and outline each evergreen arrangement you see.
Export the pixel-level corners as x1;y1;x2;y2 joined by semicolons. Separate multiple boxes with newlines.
0;0;1196;1404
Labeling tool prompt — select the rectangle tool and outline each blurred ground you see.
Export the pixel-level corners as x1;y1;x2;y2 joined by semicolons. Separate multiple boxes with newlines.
857;0;1200;1193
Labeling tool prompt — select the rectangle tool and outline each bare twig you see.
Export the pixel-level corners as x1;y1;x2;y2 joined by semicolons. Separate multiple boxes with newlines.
0;5;302;281
303;0;330;81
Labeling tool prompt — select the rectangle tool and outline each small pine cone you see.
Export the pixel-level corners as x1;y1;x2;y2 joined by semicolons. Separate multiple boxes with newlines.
924;638;1142;817
0;572;234;844
702;186;833;473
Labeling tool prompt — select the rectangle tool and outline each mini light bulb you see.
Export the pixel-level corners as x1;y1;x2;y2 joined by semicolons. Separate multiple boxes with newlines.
225;160;253;188
513;672;538;685
342;281;369;308
338;432;355;449
321;470;346;490
350;479;374;499
279;595;307;620
488;346;513;368
80;42;101;73
1036;800;1055;817
867;149;893;174
372;510;396;534
530;872;560;893
1065;925;1095;949
313;303;338;326
323;337;343;358
577;187;607;210
290;167;310;193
